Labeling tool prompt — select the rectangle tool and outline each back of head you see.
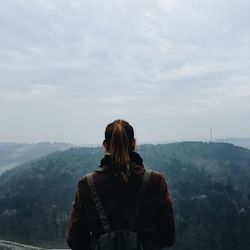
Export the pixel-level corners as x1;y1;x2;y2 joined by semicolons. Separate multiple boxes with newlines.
104;120;135;183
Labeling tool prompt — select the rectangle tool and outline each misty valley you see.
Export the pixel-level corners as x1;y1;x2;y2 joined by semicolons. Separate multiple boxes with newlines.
0;142;250;250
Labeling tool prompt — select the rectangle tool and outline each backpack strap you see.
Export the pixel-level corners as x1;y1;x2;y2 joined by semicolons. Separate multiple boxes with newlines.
127;170;152;230
86;173;112;233
87;170;152;233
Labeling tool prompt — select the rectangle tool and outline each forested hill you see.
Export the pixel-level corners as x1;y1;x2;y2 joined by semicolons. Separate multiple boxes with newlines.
216;137;250;150
0;142;73;175
0;142;249;250
139;142;250;191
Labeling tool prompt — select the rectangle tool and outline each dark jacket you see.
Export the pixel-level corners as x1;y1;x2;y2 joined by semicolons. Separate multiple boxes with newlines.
67;153;176;250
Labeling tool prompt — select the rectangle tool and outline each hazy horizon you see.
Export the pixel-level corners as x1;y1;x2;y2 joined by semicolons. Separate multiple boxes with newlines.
1;0;249;144
1;136;250;147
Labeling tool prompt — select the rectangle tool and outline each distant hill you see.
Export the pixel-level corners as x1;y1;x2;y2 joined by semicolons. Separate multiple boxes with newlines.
0;142;249;250
139;142;250;191
0;142;74;175
215;137;250;150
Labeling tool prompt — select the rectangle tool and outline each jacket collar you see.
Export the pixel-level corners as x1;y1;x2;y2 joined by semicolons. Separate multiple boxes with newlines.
98;151;144;171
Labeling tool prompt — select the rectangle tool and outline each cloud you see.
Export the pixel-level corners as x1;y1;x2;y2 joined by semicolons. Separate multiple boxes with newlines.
0;0;250;143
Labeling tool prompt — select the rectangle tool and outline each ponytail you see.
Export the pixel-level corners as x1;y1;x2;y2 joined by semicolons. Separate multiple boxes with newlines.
104;120;134;183
110;122;130;183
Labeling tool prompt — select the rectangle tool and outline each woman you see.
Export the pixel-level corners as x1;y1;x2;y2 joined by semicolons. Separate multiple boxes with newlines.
67;120;176;249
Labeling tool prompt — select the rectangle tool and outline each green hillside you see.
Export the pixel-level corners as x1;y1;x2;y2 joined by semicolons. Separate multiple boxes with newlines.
0;142;249;250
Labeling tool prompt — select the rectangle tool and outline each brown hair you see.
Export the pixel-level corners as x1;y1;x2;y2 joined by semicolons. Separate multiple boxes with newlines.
104;120;135;182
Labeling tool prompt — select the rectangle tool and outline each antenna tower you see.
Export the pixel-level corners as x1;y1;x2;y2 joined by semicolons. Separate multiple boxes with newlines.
210;127;213;142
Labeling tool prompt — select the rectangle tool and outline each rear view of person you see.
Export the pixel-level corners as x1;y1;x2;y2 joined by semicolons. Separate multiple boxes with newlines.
67;120;176;250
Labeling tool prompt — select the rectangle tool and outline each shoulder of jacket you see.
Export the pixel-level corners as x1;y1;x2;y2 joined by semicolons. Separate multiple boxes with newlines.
78;171;96;185
145;169;164;178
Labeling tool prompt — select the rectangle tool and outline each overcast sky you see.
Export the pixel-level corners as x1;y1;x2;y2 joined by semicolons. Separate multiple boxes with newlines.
0;0;249;145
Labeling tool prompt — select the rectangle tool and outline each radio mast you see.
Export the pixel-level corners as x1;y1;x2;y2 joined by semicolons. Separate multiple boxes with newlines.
210;127;213;142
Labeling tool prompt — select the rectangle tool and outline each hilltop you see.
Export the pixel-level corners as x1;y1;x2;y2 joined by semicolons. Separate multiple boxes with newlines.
215;137;250;150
